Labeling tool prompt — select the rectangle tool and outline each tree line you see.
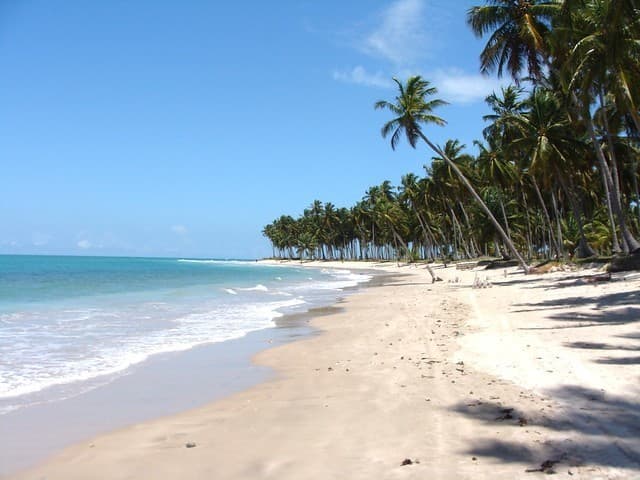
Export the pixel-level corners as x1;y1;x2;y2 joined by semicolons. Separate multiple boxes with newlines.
263;0;640;272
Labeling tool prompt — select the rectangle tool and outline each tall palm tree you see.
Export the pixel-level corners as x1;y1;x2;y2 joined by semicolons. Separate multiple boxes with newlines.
467;0;561;83
508;88;597;257
565;0;640;252
399;173;442;281
568;0;640;133
375;76;530;271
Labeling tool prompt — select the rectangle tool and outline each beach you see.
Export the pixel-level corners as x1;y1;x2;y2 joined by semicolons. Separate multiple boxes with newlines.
8;260;640;479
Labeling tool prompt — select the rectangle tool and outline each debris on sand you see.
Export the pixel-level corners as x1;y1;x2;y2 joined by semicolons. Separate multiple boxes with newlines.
495;407;514;421
525;459;558;474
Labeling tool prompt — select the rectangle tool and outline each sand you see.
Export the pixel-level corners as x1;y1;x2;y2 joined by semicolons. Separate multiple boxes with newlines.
8;260;640;479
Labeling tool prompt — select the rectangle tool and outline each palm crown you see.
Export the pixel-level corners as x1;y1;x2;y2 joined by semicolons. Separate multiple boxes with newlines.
374;77;447;150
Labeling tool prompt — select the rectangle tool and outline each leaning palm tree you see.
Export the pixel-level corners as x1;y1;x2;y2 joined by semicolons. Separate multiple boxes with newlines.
375;76;530;272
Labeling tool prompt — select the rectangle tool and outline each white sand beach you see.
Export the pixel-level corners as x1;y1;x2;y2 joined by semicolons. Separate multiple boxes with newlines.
9;260;640;479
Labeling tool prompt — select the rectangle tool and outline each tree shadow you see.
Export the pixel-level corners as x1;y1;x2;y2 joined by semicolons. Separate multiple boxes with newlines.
594;356;640;365
564;341;638;351
515;307;640;332
513;289;640;314
564;334;640;365
451;385;640;472
617;332;640;340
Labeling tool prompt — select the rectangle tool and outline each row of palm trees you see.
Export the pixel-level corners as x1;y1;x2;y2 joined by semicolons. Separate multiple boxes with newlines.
264;0;640;272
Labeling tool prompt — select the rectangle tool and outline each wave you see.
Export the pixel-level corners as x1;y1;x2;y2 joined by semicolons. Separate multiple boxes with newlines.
0;264;372;413
0;297;307;404
238;284;269;292
177;259;254;265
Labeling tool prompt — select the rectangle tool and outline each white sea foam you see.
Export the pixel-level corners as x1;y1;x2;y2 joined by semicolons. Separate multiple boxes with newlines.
238;284;269;292
0;261;371;414
177;259;254;265
0;297;307;404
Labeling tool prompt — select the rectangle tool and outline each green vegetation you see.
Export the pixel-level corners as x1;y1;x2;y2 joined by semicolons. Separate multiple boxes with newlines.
263;0;640;267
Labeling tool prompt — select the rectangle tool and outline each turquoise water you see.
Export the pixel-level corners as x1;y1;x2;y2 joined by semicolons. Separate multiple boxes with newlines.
0;256;371;413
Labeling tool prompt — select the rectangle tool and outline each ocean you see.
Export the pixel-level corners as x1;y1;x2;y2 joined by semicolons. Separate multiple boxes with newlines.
0;255;371;416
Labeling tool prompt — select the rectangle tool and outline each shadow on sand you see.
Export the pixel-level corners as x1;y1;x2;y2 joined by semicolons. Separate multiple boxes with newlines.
451;384;640;473
450;283;640;473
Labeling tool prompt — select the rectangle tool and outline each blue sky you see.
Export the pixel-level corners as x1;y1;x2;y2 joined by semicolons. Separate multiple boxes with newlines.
1;0;506;259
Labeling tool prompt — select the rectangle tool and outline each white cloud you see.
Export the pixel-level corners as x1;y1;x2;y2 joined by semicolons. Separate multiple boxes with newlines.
431;69;505;104
333;66;392;88
1;240;20;248
77;239;91;249
334;65;504;103
32;232;51;246
171;225;188;235
362;0;427;65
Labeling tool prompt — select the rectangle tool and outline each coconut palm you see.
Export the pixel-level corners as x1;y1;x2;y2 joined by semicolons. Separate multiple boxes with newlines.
482;85;527;141
399;173;442;281
508;88;597;257
564;0;640;252
467;0;561;83
375;75;530;271
568;0;640;133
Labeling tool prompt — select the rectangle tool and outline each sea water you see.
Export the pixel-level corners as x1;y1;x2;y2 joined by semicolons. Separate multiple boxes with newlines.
0;255;371;415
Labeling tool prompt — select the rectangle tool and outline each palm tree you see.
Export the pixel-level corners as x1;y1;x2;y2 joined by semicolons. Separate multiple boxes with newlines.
568;0;640;133
399;173;442;281
482;85;527;140
430;140;481;258
565;0;640;252
467;0;561;83
508;88;597;257
375;76;530;271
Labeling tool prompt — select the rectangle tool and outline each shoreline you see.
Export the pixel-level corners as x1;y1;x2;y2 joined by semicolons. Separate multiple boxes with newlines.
0;266;375;477
8;261;640;479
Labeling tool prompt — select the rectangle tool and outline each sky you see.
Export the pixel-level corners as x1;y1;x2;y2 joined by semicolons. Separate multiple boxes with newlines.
0;0;508;259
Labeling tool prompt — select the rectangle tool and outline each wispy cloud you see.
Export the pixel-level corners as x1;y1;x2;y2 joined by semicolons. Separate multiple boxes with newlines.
77;239;91;249
171;225;188;236
333;66;392;88
31;232;51;247
361;0;428;65
331;1;501;106
431;69;505;104
331;64;501;105
1;240;20;248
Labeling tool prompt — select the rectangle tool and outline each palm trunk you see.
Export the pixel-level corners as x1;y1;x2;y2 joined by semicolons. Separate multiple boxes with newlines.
418;131;530;272
458;201;478;257
521;188;534;260
449;207;470;259
531;175;561;259
599;90;624;253
632;159;640;227
585;110;640;252
557;169;597;258
550;188;566;260
499;198;512;242
413;206;437;260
